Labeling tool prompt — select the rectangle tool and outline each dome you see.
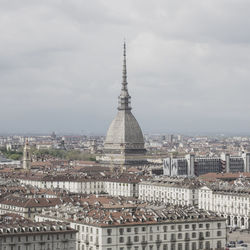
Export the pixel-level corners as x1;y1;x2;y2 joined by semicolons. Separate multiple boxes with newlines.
104;110;145;151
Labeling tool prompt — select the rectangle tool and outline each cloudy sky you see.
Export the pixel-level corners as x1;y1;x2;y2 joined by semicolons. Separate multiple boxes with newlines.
1;0;250;135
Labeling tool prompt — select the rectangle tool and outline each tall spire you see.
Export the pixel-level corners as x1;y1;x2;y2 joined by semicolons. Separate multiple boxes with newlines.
118;41;131;110
122;41;127;89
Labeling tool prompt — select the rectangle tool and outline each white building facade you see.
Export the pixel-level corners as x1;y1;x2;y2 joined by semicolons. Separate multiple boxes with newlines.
139;180;199;206
198;186;250;229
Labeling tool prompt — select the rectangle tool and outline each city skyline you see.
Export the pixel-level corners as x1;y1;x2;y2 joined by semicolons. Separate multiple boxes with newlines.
1;1;250;134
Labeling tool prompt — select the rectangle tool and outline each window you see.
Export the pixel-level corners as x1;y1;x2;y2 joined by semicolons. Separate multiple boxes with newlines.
217;223;221;229
192;224;196;230
178;243;182;250
178;225;182;231
134;236;139;242
178;233;182;239
199;232;204;240
191;242;196;250
163;244;168;250
199;224;203;228
142;227;146;232
205;232;210;237
171;243;176;250
171;234;176;241
199;241;203;249
164;234;167;240
185;242;189;250
163;226;167;232
205;224;210;229
185;225;189;229
127;228;131;232
107;229;112;236
127;236;132;243
119;237;124;243
134;228;138;234
185;233;189;240
171;225;175;230
119;228;124;235
205;241;210;249
150;235;153;241
192;232;196;238
107;237;112;244
217;231;222;236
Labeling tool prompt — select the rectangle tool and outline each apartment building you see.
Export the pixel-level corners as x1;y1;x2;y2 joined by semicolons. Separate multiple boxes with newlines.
0;213;77;250
138;178;201;206
36;202;226;250
198;184;250;229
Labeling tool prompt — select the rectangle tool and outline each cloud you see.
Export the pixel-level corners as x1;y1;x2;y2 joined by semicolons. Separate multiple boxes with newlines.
0;0;250;134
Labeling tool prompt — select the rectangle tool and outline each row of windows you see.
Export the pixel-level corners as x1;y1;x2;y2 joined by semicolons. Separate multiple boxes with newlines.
2;233;70;243
106;231;222;244
106;240;222;250
114;223;215;235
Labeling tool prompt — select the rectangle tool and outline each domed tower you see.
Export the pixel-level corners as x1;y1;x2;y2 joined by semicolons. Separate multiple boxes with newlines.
101;43;147;166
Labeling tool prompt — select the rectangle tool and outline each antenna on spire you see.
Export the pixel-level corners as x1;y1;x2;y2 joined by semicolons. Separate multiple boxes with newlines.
118;40;131;111
122;41;127;88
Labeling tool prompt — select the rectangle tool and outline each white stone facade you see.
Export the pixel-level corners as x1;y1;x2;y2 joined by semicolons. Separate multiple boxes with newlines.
139;181;198;206
36;214;226;250
198;186;250;229
19;178;139;197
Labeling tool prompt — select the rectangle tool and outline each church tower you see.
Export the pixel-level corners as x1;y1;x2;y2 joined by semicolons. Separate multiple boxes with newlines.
22;139;31;170
101;43;147;166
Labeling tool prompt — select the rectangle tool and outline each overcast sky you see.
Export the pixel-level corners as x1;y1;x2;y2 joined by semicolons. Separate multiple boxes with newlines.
1;0;250;135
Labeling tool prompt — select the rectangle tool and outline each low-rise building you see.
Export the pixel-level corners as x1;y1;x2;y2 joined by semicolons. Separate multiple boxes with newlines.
0;213;77;250
0;195;73;219
18;174;140;197
139;178;201;206
198;183;250;229
36;202;226;250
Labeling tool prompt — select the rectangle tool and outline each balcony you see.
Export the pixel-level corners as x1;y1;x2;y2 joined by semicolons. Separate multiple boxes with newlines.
170;238;176;242
141;240;148;245
199;236;205;241
156;239;162;245
185;237;190;241
126;241;133;246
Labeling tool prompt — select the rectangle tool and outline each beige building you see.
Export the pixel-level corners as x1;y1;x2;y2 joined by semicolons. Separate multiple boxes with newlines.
0;213;77;250
36;201;226;250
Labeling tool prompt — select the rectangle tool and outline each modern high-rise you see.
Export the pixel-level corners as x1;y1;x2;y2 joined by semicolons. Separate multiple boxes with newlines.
100;43;147;167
